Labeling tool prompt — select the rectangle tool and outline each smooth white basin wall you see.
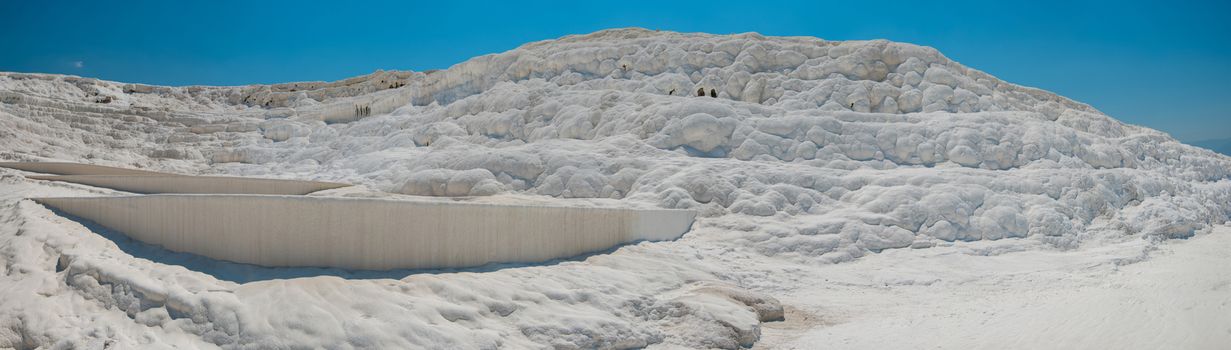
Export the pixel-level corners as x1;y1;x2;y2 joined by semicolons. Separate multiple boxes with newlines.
0;162;170;176
34;195;696;270
27;175;350;195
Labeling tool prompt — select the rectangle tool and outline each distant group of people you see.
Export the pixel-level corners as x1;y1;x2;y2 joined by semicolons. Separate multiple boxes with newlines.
619;64;721;99
665;87;717;98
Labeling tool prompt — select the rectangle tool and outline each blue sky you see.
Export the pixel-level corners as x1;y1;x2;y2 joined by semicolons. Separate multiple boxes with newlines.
1;1;1227;141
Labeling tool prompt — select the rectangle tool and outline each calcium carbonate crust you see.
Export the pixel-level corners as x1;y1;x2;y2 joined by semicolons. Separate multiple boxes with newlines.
0;28;1228;349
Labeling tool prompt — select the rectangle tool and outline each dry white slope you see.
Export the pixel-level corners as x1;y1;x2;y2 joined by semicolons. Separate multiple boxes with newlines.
0;28;1229;348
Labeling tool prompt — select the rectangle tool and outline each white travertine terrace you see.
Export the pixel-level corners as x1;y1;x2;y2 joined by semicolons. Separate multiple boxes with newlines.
0;162;171;176
26;174;349;195
2;28;1229;349
33;194;697;270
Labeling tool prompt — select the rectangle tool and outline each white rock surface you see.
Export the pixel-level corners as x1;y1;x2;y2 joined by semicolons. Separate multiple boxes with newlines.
27;174;349;195
0;28;1228;348
0;162;173;176
753;226;1231;350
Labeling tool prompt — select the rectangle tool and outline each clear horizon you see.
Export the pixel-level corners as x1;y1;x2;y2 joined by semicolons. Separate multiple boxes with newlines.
1;0;1227;141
